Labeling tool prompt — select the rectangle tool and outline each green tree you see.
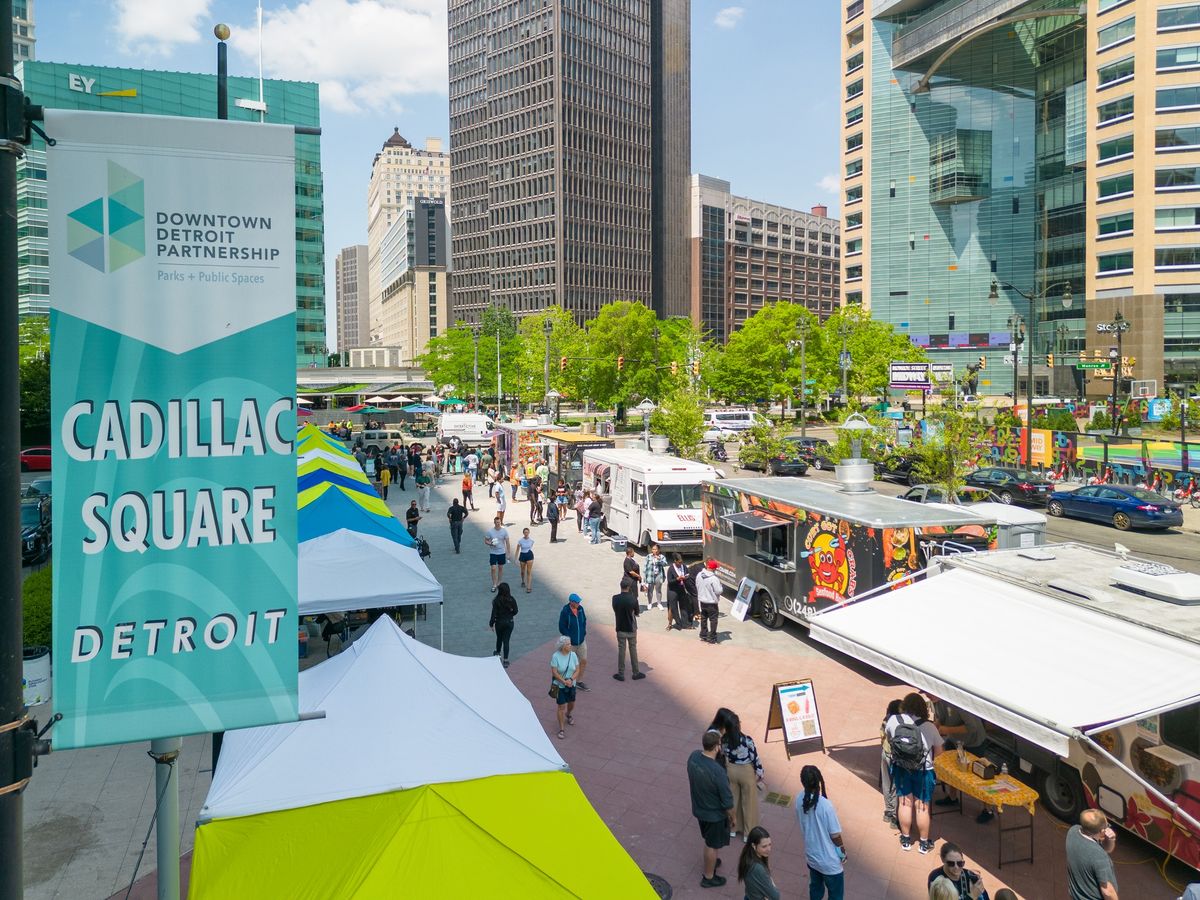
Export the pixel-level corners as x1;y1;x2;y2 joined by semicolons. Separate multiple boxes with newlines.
736;421;790;472
815;306;926;402
511;307;585;406
911;408;989;497
651;385;706;460
827;405;891;463
576;301;665;407
418;324;478;397
703;302;823;408
20;355;50;446
18;316;49;364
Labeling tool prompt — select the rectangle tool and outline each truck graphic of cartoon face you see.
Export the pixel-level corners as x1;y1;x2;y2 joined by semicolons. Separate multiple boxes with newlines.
802;520;856;606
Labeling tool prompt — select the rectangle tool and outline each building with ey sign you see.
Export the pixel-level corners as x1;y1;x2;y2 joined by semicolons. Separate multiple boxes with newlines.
15;61;325;367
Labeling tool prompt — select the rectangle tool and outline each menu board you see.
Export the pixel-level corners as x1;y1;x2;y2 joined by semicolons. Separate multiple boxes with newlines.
764;678;825;758
730;578;757;622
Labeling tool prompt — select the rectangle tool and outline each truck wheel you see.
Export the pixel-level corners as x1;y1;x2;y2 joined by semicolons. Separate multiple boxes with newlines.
1041;764;1085;823
756;591;784;630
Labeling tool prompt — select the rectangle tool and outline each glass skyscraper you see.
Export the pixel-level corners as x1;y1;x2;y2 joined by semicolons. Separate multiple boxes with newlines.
15;61;325;366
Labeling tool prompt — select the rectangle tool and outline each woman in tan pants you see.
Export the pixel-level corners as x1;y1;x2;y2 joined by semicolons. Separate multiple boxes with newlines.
710;708;764;839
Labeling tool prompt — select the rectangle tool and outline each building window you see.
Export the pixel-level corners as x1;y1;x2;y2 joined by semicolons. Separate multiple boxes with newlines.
846;132;863;152
1098;56;1135;87
846;79;864;101
1099;172;1135;198
1100;0;1132;9
847;52;864;74
1158;125;1200;151
1157;166;1200;190
1098;95;1134;124
845;212;862;228
846;0;864;21
845;265;862;281
1158;44;1200;71
1099;15;1136;49
845;185;863;203
1098;251;1134;274
846;158;863;178
1098;211;1134;237
1157;206;1200;230
1156;246;1200;269
845;238;863;255
1098;133;1134;162
1159;5;1200;31
845;105;864;126
1158;85;1200;111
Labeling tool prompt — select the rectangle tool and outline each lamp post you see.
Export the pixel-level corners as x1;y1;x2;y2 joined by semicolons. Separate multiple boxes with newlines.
788;317;811;438
838;318;851;404
1169;382;1190;474
542;317;553;403
1006;313;1025;417
214;24;230;120
471;325;480;411
989;278;1073;476
1098;311;1130;437
635;398;657;451
495;319;502;418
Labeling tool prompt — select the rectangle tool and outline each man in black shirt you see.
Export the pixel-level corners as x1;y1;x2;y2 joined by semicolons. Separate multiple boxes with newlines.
611;576;643;682
446;498;468;553
622;546;642;592
405;500;421;538
687;730;734;888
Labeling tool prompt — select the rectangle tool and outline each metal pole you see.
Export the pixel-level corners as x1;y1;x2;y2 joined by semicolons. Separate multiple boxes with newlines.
1025;291;1035;475
1;0;28;889
496;325;501;417
542;320;551;401
799;335;807;439
840;322;849;404
472;330;479;412
150;737;181;900
1010;321;1020;419
1111;328;1122;438
216;40;228;120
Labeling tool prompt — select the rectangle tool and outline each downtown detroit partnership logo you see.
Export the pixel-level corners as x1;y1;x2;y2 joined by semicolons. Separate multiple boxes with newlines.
66;159;279;281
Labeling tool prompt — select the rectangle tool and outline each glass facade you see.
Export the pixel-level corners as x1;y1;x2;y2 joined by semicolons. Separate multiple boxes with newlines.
17;62;325;366
866;3;1085;395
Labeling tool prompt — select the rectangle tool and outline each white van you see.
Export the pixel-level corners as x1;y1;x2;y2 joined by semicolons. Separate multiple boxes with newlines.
437;412;496;447
703;408;763;433
581;448;717;553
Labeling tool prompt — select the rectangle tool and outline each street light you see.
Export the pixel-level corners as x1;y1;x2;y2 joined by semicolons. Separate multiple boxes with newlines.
837;318;851;404
1169;382;1190;474
635;398;657;450
470;324;480;412
988;277;1073;476
788;316;812;438
1098;311;1130;437
542;317;553;402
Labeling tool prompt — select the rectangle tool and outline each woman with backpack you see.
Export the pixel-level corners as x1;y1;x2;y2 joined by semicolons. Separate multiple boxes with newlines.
886;692;945;855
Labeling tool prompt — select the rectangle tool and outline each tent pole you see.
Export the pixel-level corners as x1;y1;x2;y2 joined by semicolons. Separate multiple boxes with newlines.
440;602;444;650
1077;731;1200;836
150;737;182;900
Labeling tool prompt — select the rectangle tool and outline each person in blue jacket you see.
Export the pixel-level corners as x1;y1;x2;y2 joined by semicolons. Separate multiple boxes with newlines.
557;593;590;691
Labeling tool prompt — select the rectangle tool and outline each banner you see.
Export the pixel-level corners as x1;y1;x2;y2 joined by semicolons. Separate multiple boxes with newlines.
889;361;931;390
47;111;298;748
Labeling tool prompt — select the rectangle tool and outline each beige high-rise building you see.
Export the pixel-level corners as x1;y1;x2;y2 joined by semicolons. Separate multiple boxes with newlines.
335;245;369;353
366;129;449;342
840;0;1200;400
12;0;34;62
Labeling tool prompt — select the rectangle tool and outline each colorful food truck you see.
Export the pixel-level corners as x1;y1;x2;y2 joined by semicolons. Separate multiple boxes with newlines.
538;430;614;492
702;477;999;628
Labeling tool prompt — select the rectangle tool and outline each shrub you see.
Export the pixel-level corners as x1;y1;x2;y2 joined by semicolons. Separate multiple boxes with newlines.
1089;411;1111;432
22;565;52;650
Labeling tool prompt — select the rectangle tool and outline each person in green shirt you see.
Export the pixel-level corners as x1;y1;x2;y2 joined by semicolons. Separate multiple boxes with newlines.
738;827;780;900
416;469;432;511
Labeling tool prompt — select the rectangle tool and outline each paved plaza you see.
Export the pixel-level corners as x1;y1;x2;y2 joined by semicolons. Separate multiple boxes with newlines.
19;471;1194;898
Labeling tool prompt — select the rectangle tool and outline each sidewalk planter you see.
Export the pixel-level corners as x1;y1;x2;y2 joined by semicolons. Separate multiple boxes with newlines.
22;645;51;707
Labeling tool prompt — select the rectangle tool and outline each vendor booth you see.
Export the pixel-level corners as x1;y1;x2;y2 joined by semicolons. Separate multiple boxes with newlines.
539;429;615;491
190;617;654;898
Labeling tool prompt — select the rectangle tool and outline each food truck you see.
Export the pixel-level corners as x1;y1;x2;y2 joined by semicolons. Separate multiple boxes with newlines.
539;430;614;492
491;421;548;474
807;543;1200;870
702;477;1000;628
582;448;717;553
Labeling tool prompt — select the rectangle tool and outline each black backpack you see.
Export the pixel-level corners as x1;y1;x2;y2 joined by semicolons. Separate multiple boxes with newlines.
890;717;928;771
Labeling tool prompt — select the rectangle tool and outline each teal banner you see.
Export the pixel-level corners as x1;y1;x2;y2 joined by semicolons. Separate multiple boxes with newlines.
46;111;299;748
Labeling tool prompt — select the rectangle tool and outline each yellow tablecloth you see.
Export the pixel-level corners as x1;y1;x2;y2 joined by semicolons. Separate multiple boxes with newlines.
934;750;1040;816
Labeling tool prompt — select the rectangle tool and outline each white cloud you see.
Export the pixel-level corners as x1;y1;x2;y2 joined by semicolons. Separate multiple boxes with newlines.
817;173;840;194
714;6;745;29
114;0;212;56
231;0;448;114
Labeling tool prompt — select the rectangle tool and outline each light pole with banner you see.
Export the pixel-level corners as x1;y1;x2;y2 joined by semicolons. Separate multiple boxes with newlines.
471;324;480;411
788;315;811;437
838;319;851;404
1097;311;1130;437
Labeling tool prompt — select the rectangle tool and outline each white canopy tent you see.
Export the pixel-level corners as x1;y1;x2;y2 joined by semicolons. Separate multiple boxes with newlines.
299;529;444;644
295;396;312;405
806;567;1200;757
199;616;566;822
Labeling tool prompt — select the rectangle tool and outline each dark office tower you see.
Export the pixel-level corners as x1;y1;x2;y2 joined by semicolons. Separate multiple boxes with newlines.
448;0;691;325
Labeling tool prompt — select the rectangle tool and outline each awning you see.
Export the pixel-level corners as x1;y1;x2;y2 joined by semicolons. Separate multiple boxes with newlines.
299;530;442;616
723;510;791;531
806;568;1200;756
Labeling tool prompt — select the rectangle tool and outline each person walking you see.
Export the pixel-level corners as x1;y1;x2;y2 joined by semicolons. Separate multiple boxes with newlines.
667;553;695;630
545;491;561;543
387;445;399;485
396;449;408;491
687;730;735;889
881;699;903;830
465;449;479;481
488;582;518;668
528;476;542;525
1066;810;1119;900
550;635;579;740
446;498;468;553
611;576;644;682
509;464;521;501
377;462;391;501
738;827;780;900
461;470;477;510
517;528;536;593
495;480;508;525
644;543;667;610
887;692;943;855
797;765;845;900
574;485;587;533
695;559;724;644
486;465;498;500
711;708;763;839
587;492;603;544
405;500;421;539
557;593;589;691
416;468;432;512
483;515;511;592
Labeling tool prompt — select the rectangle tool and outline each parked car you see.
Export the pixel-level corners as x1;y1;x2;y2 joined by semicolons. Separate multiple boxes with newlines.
964;467;1053;506
786;436;835;471
19;447;51;472
21;497;50;565
900;484;1001;505
1047;484;1183;531
738;438;808;477
766;451;810;478
874;452;922;486
22;477;52;500
702;425;738;444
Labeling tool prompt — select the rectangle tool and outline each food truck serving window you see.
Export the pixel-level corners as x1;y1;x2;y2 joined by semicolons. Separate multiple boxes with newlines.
650;483;701;510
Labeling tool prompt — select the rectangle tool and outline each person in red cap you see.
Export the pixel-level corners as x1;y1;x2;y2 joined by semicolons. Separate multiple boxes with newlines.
695;559;724;644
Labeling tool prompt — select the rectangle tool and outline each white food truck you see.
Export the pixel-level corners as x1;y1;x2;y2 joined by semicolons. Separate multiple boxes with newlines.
807;542;1200;872
436;412;495;448
581;448;717;554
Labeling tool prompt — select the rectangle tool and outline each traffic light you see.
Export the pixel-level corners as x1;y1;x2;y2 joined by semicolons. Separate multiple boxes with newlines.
1047;353;1055;368
978;355;986;371
617;355;624;372
560;356;567;372
670;361;678;376
692;360;701;377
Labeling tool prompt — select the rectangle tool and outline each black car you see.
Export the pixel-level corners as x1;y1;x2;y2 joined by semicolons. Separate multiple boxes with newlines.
21;497;50;565
874;452;922;486
740;444;810;477
899;484;1001;505
787;437;835;471
963;467;1053;506
22;477;51;500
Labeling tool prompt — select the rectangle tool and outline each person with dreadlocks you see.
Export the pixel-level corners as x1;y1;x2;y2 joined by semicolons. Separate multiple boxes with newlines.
796;764;846;900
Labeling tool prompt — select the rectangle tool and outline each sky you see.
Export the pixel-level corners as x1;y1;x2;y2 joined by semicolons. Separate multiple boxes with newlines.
36;0;842;345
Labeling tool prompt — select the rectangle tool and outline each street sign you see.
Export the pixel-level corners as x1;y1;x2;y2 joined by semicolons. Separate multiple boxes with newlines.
838;351;851;369
1076;362;1113;370
889;361;931;390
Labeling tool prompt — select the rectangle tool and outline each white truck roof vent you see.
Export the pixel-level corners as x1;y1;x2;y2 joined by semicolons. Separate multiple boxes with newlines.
1110;562;1200;606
